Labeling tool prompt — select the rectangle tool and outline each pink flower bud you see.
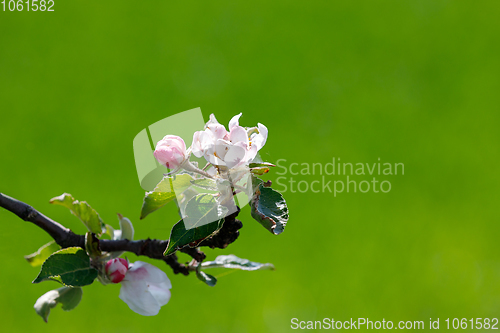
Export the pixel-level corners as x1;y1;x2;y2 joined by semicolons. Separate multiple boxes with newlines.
105;258;129;283
153;135;187;169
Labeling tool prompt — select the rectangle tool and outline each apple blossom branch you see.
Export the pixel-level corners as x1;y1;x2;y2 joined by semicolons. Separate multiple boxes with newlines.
0;193;242;276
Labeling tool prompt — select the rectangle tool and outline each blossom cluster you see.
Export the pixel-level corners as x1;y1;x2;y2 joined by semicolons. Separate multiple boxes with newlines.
154;113;267;171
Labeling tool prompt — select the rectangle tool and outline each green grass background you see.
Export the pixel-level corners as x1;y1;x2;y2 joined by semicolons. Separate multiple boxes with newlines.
1;1;499;331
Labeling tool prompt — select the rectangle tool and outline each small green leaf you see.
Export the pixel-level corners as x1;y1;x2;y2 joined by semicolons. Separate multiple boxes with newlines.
164;194;228;256
25;241;61;267
196;268;217;287
249;162;276;168
250;166;270;175
201;254;275;271
140;174;194;219
34;286;83;323
190;178;218;192
33;247;98;287
57;287;83;311
101;224;115;240
250;183;289;235
84;232;101;259
50;193;104;235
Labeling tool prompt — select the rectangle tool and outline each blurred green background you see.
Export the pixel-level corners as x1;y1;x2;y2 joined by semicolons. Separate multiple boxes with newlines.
1;0;499;332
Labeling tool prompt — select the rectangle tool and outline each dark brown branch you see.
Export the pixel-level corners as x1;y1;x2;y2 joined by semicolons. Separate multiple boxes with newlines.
0;193;83;248
0;192;241;275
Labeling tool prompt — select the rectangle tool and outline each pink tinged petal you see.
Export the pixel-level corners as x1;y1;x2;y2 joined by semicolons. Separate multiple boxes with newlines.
119;279;161;316
154;135;187;168
204;152;224;166
154;147;185;169
148;284;171;306
205;113;221;129
257;123;268;146
224;143;247;168
246;144;258;163
201;144;222;166
192;131;212;158
228;113;242;131
214;139;231;161
119;261;172;316
128;262;172;288
191;131;203;158
157;135;186;152
209;114;220;124
229;126;249;146
206;123;228;141
250;123;268;151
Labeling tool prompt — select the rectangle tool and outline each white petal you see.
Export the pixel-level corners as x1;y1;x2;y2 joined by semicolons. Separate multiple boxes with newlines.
148;284;171;306
250;123;268;151
128;261;172;288
246;144;258;163
257;123;268;145
192;131;213;158
119;279;161;316
214;139;231;160
229;126;249;146
224;143;247;168
228;113;242;131
118;261;172;316
205;114;221;129
191;131;203;158
206;123;227;141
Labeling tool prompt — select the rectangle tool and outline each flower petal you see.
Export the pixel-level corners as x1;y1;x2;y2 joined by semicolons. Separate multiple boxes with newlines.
154;135;187;169
148;283;171;306
246;144;258;163
119;279;161;316
228;113;242;131
127;261;172;287
229;126;249;146
118;261;172;316
214;139;231;161
206;123;227;141
192;131;213;158
224;143;247;168
250;123;268;151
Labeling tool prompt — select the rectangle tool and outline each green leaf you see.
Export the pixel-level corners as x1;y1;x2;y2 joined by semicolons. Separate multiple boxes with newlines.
190;178;218;192
140;174;194;219
84;232;101;259
250;166;270;175
250;183;289;235
201;254;275;271
196;268;217;287
101;224;115;240
50;193;104;235
251;175;264;190
25;241;61;267
164;194;228;256
249;162;276;168
33;247;98;287
34;287;83;323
